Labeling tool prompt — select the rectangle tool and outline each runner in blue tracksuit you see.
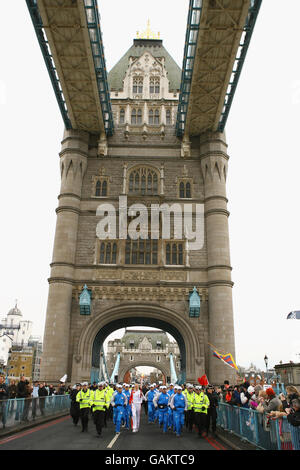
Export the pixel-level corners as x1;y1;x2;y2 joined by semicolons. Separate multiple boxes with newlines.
123;384;131;429
145;384;156;423
170;386;188;437
111;384;128;434
153;384;160;422
153;386;170;433
167;383;175;429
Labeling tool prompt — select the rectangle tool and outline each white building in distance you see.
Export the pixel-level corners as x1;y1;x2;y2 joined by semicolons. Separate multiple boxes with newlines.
0;303;33;365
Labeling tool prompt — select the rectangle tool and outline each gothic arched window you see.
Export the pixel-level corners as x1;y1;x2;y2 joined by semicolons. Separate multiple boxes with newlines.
100;241;118;264
137;108;142;124
131;109;137;124
149;109;154;125
133;76;143;94
178;180;192;199
166;109;171;125
150;77;160;94
128;166;159;195
95;179;108;197
96;180;101;197
120;108;125;124
154;109;160;125
165;242;184;265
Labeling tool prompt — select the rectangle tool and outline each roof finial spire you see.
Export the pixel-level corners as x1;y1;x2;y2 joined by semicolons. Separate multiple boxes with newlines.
136;20;161;40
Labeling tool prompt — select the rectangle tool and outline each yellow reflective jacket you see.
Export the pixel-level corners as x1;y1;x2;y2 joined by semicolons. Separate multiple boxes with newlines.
90;389;110;411
186;391;195;411
192;392;210;414
76;389;92;409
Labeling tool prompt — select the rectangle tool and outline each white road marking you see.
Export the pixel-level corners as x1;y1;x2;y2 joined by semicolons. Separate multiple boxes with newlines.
107;433;120;449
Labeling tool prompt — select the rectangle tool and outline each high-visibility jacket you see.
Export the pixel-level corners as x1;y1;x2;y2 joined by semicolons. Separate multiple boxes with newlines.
186;391;195;411
192;392;210;414
90;389;110;411
106;387;114;402
76;389;92;409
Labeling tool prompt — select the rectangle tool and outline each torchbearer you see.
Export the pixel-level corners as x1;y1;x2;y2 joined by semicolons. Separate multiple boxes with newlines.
129;384;145;432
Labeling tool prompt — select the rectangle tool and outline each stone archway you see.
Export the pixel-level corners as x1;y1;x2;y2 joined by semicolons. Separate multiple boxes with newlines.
71;303;204;384
119;361;169;384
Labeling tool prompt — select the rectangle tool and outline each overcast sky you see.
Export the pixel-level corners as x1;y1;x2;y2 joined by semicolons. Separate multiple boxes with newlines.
0;0;300;372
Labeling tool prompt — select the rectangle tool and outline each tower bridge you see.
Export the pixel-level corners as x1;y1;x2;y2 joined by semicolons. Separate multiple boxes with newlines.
25;0;262;385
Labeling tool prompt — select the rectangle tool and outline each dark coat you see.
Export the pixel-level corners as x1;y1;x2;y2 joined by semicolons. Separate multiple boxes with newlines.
17;380;28;398
8;384;17;398
38;386;48;397
0;382;8;400
287;409;300;427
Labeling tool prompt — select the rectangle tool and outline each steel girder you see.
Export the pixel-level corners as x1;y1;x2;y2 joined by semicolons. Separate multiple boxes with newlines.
26;0;114;136
176;0;262;138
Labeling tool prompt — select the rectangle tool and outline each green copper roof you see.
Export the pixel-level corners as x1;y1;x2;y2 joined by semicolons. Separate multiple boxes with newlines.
108;39;181;92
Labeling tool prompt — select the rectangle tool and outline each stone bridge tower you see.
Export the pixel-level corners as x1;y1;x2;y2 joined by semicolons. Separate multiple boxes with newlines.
40;34;235;386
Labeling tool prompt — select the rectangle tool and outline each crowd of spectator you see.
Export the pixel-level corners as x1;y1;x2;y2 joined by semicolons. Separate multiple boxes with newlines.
219;380;300;428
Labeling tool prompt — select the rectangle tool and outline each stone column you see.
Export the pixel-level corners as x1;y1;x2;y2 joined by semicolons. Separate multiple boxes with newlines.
200;132;236;385
40;129;89;383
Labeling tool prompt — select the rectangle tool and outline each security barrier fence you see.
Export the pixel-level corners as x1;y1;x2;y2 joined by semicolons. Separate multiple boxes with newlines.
0;395;70;431
217;402;300;450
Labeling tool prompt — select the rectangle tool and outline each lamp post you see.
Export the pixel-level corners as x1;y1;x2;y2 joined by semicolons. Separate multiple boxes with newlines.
264;355;268;385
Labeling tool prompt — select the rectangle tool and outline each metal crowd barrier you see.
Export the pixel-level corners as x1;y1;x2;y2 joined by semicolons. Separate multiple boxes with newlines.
217;402;300;450
0;395;70;431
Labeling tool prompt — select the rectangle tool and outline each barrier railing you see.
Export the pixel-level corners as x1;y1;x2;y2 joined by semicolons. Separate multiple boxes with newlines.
0;395;70;431
217;402;300;450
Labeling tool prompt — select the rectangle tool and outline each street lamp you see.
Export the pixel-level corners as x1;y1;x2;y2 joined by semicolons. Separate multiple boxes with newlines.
264;355;268;384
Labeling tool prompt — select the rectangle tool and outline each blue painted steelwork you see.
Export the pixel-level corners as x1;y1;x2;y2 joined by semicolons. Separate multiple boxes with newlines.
169;353;178;384
217;0;263;132
176;0;202;137
79;284;92;315
26;0;114;136
83;0;114;136
217;403;300;450
101;345;110;382
110;352;121;383
25;0;72;130
2;395;70;430
189;286;200;318
176;0;262;137
90;367;100;383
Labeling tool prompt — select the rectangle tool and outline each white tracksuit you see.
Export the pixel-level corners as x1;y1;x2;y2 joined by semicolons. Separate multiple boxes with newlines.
131;390;145;431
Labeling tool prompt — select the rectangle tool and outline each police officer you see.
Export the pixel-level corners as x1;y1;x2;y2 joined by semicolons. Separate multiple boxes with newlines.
192;385;210;437
69;383;81;426
205;385;219;436
111;384;128;435
185;384;195;433
153;385;170;433
76;382;91;432
90;382;110;438
170;386;187;437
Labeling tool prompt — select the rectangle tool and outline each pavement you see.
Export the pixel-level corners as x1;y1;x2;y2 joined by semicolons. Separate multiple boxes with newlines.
0;411;258;451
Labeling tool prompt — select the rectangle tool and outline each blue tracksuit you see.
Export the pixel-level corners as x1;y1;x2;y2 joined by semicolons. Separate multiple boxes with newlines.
123;389;131;428
167;389;174;428
146;389;156;423
155;392;170;433
172;393;186;436
112;391;127;433
154;389;160;421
